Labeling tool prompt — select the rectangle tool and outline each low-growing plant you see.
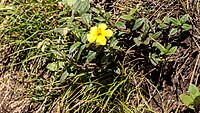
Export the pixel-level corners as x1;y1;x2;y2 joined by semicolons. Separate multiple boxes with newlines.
156;14;191;36
131;14;191;66
180;84;200;112
0;0;194;112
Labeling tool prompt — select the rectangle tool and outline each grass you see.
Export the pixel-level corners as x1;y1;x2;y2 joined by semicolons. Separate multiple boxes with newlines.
1;0;200;113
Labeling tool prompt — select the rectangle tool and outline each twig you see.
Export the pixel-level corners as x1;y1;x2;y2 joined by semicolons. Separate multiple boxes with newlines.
192;36;200;49
190;53;200;84
192;34;200;39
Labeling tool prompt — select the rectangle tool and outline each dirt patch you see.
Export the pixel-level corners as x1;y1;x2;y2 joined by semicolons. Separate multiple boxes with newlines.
148;35;200;112
0;44;39;113
0;71;39;113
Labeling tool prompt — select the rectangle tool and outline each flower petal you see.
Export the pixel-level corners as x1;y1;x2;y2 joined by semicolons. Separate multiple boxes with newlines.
104;29;113;38
90;26;98;35
87;34;96;43
96;35;107;45
98;23;107;30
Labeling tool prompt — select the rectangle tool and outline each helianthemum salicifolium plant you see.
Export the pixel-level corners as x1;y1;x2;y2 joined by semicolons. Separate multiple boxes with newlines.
2;0;196;112
87;23;113;45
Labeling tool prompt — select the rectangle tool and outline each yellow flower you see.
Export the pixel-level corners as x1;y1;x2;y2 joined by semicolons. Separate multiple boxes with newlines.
87;23;113;45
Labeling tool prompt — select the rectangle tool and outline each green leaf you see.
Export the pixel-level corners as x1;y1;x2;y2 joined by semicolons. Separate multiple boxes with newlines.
86;51;96;63
163;16;171;24
101;54;109;64
63;0;76;6
189;84;200;100
81;13;91;26
152;42;166;54
50;49;63;57
149;53;161;66
142;18;150;36
110;38;119;50
76;44;86;61
47;62;65;71
120;15;133;21
166;46;177;55
150;58;158;66
180;94;194;109
132;18;144;30
150;31;162;39
47;62;58;71
133;36;142;46
69;42;82;54
73;0;82;13
169;28;178;36
60;70;69;83
115;21;126;29
81;34;87;43
73;0;90;15
110;38;118;47
105;12;112;20
170;17;181;26
129;4;139;15
79;0;90;15
58;62;65;69
166;43;172;50
91;7;100;14
155;19;163;24
93;16;106;22
181;24;192;31
143;37;151;45
194;96;200;112
180;14;190;24
158;23;169;29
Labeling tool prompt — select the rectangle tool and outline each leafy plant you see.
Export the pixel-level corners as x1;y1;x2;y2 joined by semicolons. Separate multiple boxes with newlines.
169;14;191;36
156;16;170;29
156;14;191;37
1;0;196;112
180;84;200;112
131;15;182;66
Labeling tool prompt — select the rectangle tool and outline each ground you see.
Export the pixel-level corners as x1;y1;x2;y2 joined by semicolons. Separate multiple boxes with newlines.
0;0;200;112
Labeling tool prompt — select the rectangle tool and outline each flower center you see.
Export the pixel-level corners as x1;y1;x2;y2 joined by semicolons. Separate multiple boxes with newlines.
97;28;102;36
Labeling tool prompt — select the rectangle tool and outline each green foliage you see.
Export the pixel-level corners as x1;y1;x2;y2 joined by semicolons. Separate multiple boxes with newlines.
133;18;144;30
163;16;171;24
120;4;139;21
180;84;200;112
81;13;92;26
180;94;194;109
47;61;65;71
86;50;96;63
156;14;191;37
115;21;126;29
170;17;181;26
189;84;200;100
0;0;193;112
69;42;82;54
180;14;190;24
158;23;169;29
131;13;191;66
182;23;192;31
